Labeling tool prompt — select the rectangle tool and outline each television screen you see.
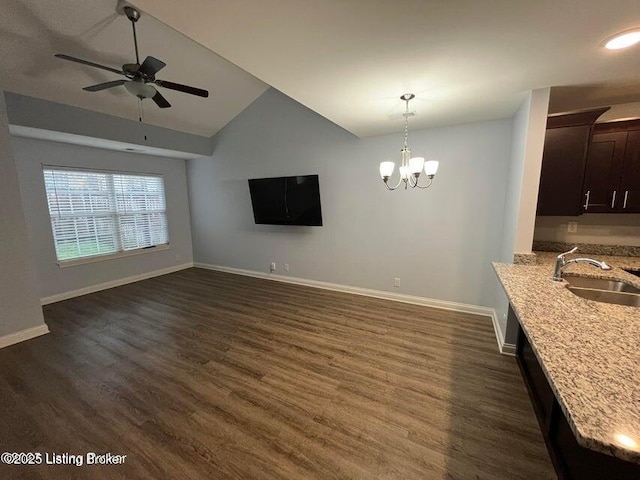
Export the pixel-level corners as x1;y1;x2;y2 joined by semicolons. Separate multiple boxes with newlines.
248;175;323;226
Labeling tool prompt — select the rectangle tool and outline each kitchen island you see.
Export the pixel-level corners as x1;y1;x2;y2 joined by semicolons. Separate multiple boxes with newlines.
494;253;639;479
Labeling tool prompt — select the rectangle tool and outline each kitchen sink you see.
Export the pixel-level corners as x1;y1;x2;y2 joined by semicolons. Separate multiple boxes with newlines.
624;269;640;278
567;286;640;307
563;275;640;294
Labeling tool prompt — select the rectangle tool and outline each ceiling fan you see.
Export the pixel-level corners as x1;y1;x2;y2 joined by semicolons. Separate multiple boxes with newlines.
55;6;208;109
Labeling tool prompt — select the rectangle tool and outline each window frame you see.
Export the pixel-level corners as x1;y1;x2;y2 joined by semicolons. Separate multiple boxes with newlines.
42;165;170;267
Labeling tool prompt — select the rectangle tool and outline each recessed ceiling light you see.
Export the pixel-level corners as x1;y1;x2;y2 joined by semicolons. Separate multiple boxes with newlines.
605;29;640;50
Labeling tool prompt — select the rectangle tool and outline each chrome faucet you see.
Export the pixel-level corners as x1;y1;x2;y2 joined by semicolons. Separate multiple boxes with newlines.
552;247;612;281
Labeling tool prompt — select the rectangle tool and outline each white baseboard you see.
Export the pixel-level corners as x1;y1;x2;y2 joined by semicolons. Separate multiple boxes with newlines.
194;262;498;323
40;262;194;305
0;324;50;349
490;310;516;356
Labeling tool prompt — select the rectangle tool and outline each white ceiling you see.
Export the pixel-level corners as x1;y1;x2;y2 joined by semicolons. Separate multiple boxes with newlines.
549;82;640;117
0;0;268;137
598;102;640;123
3;1;640;139
132;0;640;137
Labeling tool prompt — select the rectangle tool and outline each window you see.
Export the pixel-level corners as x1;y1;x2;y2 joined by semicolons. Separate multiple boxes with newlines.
43;167;168;263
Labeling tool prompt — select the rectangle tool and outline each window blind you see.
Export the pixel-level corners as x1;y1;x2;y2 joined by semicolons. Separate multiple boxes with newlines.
43;168;168;262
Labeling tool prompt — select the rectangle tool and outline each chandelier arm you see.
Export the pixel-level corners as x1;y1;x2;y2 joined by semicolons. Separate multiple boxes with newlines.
383;172;404;190
414;177;434;189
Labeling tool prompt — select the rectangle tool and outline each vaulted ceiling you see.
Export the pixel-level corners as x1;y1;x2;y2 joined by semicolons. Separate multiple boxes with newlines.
3;0;640;139
0;0;268;137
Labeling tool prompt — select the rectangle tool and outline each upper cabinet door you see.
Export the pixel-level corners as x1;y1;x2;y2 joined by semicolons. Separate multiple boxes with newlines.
537;125;592;216
619;130;640;213
582;132;626;213
536;108;609;217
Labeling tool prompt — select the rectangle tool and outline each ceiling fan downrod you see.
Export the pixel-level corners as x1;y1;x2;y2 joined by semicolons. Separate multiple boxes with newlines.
124;6;141;65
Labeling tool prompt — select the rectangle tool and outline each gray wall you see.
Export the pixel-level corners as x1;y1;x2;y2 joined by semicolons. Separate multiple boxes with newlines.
188;88;513;309
493;94;532;341
5;92;212;156
12;137;194;300
0;88;46;337
494;89;549;346
501;95;531;262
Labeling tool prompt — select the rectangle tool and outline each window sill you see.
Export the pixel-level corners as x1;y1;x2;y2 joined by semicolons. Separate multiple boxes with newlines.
57;244;170;268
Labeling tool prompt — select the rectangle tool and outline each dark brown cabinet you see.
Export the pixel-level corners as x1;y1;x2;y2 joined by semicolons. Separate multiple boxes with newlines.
619;130;640;212
582;124;640;213
536;108;608;216
537;125;593;216
537;112;640;216
582;131;626;213
518;323;555;427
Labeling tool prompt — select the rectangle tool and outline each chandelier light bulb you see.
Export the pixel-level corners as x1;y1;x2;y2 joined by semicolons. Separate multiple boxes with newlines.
379;161;395;179
424;160;439;176
409;157;425;174
399;165;410;180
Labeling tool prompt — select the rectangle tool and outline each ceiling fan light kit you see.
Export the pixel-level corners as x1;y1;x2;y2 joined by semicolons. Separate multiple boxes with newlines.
124;80;156;99
379;94;439;190
54;6;209;110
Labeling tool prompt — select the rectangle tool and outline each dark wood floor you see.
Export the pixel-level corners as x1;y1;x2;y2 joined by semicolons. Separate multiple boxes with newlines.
0;268;554;479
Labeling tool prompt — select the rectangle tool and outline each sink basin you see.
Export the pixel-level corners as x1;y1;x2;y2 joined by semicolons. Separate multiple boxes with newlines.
625;269;640;279
563;275;640;294
568;286;640;307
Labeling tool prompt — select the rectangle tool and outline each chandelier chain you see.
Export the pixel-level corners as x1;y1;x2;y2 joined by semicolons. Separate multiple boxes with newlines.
403;97;410;148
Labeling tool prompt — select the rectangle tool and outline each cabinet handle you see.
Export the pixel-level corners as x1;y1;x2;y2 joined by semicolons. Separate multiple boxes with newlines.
583;190;590;210
611;190;617;208
623;190;629;209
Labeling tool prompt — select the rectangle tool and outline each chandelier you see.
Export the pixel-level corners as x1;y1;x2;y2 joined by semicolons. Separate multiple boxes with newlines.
379;94;439;190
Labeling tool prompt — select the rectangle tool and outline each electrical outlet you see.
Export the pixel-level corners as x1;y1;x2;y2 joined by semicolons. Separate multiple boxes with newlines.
270;261;276;272
567;222;578;233
284;263;290;272
394;278;400;288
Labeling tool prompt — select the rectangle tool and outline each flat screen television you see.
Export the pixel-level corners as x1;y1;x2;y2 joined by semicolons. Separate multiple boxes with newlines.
248;174;323;226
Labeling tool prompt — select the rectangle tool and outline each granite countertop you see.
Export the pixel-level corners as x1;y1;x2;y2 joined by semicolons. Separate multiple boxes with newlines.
493;253;640;464
534;250;640;272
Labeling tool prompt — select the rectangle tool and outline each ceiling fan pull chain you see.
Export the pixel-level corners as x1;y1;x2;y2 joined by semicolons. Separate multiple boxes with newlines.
137;98;148;141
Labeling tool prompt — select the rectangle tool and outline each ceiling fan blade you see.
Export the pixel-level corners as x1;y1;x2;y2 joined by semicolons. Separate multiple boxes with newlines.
152;90;171;108
55;54;126;76
155;79;209;98
138;56;166;77
83;80;127;92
